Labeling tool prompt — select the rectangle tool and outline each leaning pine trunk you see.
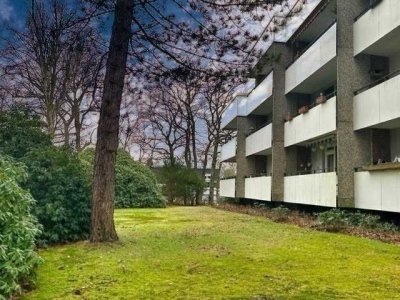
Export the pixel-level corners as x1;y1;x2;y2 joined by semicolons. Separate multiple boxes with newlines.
90;0;134;243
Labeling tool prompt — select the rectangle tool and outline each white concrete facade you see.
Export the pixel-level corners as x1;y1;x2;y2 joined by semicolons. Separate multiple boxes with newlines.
246;124;272;156
284;172;337;207
245;176;272;201
285;23;337;94
220;178;236;198
355;170;400;213
354;0;400;55
220;138;237;162
284;97;336;147
217;1;400;214
353;74;400;130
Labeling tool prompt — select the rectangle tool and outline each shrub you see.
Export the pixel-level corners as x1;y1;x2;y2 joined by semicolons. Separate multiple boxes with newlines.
315;209;348;232
80;148;165;208
271;205;291;222
159;163;204;205
22;147;91;245
316;209;398;232
0;105;51;159
0;156;42;298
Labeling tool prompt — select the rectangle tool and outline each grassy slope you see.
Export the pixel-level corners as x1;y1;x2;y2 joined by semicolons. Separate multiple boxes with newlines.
24;207;400;300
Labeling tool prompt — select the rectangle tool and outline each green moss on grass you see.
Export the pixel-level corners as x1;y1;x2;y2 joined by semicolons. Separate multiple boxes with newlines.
23;207;400;299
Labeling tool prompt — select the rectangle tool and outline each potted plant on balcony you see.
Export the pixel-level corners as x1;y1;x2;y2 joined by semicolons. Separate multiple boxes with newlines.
298;105;309;114
316;93;327;104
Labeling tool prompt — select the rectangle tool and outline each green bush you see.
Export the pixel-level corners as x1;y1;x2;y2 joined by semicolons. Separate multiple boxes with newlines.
316;209;398;232
159;163;204;205
22;147;91;245
0;105;51;159
271;205;291;222
0;156;42;298
80;148;165;208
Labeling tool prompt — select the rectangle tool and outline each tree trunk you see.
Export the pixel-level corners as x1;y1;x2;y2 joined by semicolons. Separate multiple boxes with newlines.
208;141;219;205
72;100;82;151
90;0;133;243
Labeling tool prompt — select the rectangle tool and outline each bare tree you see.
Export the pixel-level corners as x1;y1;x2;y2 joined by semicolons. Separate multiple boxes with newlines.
1;0;104;147
142;83;186;165
62;28;105;151
201;76;239;204
2;0;74;138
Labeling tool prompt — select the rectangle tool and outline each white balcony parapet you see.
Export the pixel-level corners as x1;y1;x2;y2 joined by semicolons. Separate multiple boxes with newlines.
220;137;237;162
354;73;400;130
284;172;337;207
245;176;271;201
354;0;400;55
220;178;236;198
246;123;272;156
284;97;336;147
246;72;273;115
285;23;337;94
355;169;400;213
221;94;247;129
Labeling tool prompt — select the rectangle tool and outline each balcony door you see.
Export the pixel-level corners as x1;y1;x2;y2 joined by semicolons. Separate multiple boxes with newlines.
325;147;336;172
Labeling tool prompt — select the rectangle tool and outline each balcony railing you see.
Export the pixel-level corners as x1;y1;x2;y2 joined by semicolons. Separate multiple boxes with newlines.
220;178;236;198
353;71;400;130
355;168;400;213
220;137;237;162
354;0;400;55
221;95;247;130
245;176;272;201
354;0;383;21
246;123;272;156
285;22;337;94
287;20;337;68
284;96;336;147
284;172;337;207
354;70;400;95
245;72;273;115
285;168;337;177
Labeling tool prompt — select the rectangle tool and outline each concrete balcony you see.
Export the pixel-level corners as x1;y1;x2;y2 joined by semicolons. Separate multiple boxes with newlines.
246;72;273;115
220;178;236;198
355;169;400;213
285;23;337;94
284;172;337;207
245;176;271;201
354;0;400;56
246;124;272;156
284;96;336;147
221;94;247;130
354;73;400;130
220;138;237;162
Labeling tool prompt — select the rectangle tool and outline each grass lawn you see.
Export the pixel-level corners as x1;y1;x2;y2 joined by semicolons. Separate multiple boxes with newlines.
24;207;400;299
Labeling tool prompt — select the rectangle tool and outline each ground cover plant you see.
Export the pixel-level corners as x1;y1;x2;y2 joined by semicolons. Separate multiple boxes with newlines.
23;207;400;299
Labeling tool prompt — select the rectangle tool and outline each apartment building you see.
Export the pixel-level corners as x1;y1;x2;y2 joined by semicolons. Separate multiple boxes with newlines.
219;0;400;213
